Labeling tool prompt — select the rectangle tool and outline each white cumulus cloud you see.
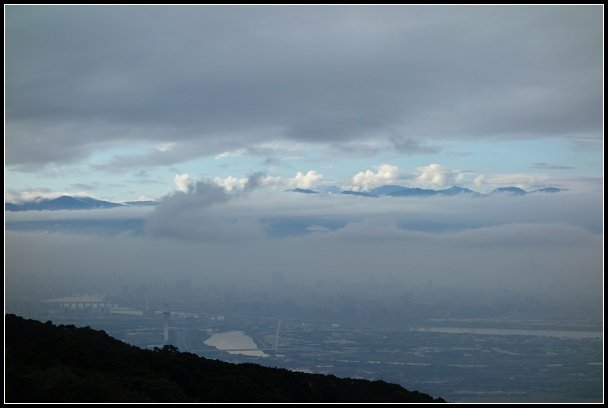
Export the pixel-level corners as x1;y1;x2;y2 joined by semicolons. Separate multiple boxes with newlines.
347;164;402;191
415;164;452;187
213;176;248;192
414;164;478;188
173;173;191;192
292;170;323;189
212;170;324;192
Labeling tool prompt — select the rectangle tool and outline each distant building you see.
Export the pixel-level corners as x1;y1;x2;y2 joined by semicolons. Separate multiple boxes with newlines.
143;297;154;318
163;303;171;344
44;294;110;313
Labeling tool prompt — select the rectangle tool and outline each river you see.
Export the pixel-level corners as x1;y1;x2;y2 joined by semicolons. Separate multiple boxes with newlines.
204;330;269;357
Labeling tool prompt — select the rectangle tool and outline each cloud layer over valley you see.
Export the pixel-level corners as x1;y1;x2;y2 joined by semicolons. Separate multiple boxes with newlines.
6;186;602;308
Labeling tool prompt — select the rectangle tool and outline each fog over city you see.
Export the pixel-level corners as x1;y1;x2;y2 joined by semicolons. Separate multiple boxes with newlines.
5;186;603;308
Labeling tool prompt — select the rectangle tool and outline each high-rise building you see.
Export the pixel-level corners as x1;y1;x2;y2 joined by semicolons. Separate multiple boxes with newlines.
163;303;170;344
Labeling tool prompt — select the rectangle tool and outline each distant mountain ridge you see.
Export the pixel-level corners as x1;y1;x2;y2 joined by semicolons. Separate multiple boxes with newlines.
5;185;563;211
5;315;445;403
293;185;562;198
6;196;157;211
285;188;319;194
490;187;527;196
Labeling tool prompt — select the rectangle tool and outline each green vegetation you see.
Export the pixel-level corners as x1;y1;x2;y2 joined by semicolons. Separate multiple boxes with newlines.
5;314;445;402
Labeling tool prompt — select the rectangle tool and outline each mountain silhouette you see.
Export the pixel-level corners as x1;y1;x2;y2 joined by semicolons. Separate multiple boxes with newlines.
5;315;445;403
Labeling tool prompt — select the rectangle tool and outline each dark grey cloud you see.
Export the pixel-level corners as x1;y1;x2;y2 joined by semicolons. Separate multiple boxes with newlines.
140;185;603;243
144;180;263;240
329;142;383;156
261;157;283;167
128;170;163;185
450;151;473;157
529;162;575;170
93;143;212;171
69;181;127;191
6;6;603;168
243;172;268;193
390;137;442;155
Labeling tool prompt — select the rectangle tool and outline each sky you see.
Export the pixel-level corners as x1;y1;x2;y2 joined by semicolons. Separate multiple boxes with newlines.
3;6;604;311
4;5;603;202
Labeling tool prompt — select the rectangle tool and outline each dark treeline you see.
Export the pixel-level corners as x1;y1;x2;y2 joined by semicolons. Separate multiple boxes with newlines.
5;314;445;403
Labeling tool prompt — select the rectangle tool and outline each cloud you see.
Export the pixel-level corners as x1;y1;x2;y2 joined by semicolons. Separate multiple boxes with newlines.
93;140;221;172
262;157;283;167
345;163;480;190
331;137;442;157
390;137;442;155
450;151;473;157
213;176;248;192
129;170;163;185
330;141;383;156
5;6;602;169
5;186;602;307
173;173;191;192
215;149;247;160
9;188;602;242
315;217;598;250
474;174;485;187
211;170;324;192
444;223;599;248
243;171;270;192
414;163;477;188
155;142;175;152
167;180;228;207
480;173;551;190
529;162;575;170
347;164;403;191
414;164;452;187
292;170;323;189
145;181;261;241
5;205;151;236
5;205;151;222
